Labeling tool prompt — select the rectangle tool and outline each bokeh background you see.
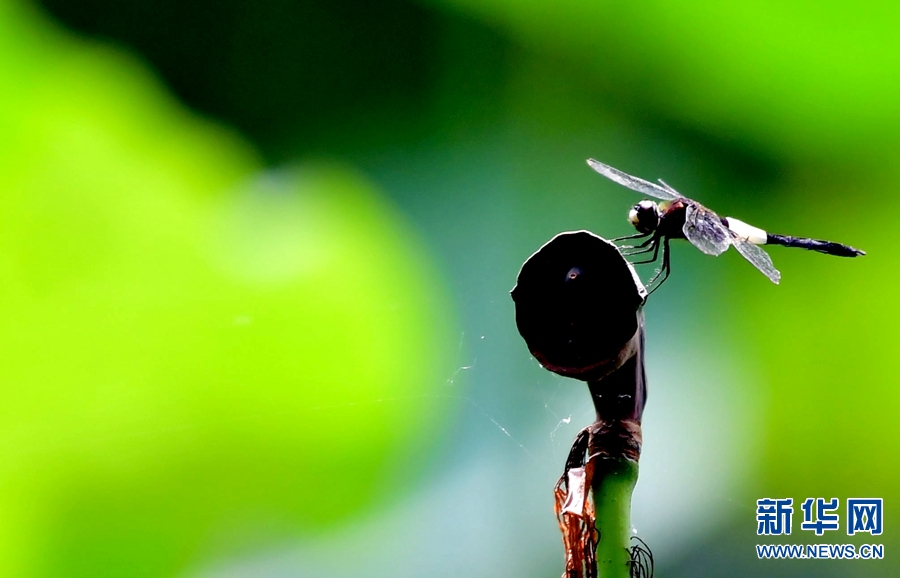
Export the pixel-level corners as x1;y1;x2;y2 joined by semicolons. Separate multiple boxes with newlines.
1;0;895;576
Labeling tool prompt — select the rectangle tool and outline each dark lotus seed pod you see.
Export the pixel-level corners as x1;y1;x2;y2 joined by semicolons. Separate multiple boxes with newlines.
511;231;646;381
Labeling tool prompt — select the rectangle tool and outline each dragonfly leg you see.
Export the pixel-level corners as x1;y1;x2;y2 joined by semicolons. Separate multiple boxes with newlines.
613;231;651;243
622;244;655;256
618;234;655;251
647;237;672;295
629;233;663;263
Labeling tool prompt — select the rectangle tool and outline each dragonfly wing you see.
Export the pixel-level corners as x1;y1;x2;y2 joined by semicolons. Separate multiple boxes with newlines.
683;204;731;256
586;159;680;201
730;234;781;284
657;179;683;197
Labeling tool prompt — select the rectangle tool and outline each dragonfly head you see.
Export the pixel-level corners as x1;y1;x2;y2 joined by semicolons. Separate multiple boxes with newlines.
628;200;660;234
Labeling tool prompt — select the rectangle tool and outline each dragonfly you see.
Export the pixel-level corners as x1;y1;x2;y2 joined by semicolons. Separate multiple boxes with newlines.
586;158;865;291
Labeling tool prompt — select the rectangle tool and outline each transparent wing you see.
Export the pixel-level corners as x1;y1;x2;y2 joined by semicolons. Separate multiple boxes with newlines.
683;204;731;256
657;179;682;197
586;158;680;201
730;234;782;284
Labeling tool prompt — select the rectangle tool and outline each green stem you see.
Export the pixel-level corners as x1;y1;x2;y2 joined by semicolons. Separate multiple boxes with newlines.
593;457;638;578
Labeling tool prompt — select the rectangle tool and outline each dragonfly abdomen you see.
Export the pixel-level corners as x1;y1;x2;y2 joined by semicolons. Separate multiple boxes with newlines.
765;234;865;257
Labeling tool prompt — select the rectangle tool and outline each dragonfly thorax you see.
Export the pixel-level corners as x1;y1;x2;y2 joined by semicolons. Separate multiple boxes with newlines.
628;200;661;234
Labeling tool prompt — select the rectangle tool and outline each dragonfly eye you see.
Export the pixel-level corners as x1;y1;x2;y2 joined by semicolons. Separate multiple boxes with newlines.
628;201;660;234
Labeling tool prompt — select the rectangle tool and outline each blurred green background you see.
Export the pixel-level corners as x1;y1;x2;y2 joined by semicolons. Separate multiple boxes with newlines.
1;0;895;576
